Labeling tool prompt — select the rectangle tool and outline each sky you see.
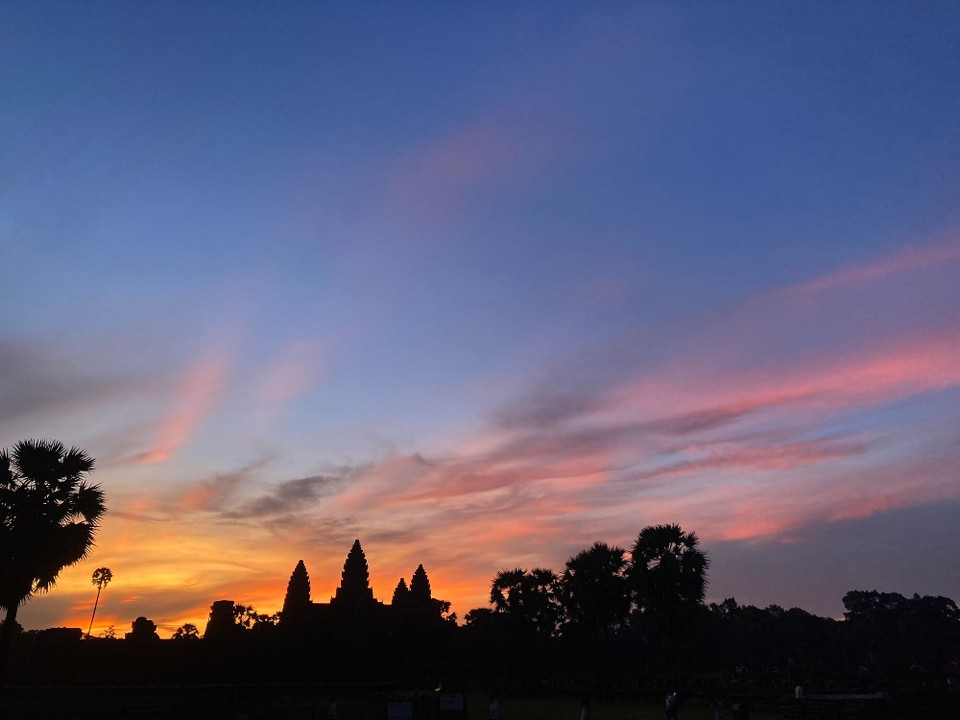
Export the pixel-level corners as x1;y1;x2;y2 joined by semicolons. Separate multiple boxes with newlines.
2;2;960;637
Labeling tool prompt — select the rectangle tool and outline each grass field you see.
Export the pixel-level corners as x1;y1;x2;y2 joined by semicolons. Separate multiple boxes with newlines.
5;682;960;719
0;686;783;720
458;694;778;720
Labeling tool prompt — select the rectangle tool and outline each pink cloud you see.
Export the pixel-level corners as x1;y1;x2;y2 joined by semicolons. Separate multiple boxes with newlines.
138;352;230;464
302;326;957;563
340;107;567;282
255;339;324;415
381;110;546;223
657;448;960;543
635;437;867;481
785;234;960;296
612;326;960;425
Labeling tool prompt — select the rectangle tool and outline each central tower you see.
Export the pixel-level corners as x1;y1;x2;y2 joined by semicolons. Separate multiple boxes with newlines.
332;539;376;606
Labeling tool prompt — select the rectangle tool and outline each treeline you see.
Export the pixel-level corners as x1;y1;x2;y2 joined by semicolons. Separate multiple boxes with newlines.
7;525;960;691
459;527;960;691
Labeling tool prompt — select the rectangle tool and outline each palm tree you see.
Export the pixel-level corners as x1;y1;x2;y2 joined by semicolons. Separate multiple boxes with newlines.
491;567;560;637
629;524;709;679
0;440;105;674
491;568;527;614
560;542;630;633
630;524;709;616
86;567;113;638
527;567;561;636
559;542;630;679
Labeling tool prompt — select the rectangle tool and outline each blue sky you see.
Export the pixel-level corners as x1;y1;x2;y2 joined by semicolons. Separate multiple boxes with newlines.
2;2;960;634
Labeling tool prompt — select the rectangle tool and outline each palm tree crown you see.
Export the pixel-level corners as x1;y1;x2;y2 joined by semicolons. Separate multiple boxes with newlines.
560;542;630;632
87;567;113;638
630;523;709;615
0;440;105;617
491;567;560;636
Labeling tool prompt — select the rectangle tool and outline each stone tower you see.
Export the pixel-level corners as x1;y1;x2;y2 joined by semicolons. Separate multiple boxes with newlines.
332;539;376;606
410;564;432;604
282;559;311;618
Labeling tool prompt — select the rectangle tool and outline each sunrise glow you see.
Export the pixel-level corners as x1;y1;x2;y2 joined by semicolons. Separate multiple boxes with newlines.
3;3;959;639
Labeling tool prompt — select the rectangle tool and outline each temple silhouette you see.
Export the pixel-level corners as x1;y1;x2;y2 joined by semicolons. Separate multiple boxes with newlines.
278;539;449;628
240;539;456;684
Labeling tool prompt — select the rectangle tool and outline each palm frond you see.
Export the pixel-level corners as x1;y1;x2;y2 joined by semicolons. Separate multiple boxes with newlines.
1;440;105;612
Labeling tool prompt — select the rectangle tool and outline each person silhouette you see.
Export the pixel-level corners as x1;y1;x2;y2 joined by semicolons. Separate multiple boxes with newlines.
580;697;592;720
666;692;679;720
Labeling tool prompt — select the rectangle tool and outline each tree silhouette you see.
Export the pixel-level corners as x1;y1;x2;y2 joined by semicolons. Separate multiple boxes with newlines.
559;542;629;678
560;542;629;632
631;524;709;614
487;567;561;681
491;568;526;613
491;567;560;637
245;608;280;635
0;440;105;676
86;566;113;638
172;622;200;640
630;524;709;679
840;590;960;676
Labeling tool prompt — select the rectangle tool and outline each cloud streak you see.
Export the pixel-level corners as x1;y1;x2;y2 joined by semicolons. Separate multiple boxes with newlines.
783;234;960;296
138;351;230;464
0;338;149;430
223;474;344;520
254;338;324;418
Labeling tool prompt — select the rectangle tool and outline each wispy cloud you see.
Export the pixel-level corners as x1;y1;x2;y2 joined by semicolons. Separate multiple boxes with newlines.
608;327;960;426
337;107;570;294
632;436;868;482
0;338;149;430
137;351;231;464
380;108;563;227
223;474;344;520
254;338;325;418
784;234;960;296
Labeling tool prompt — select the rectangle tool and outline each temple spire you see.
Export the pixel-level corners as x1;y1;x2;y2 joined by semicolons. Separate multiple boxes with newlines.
410;564;432;604
333;539;375;606
282;559;311;617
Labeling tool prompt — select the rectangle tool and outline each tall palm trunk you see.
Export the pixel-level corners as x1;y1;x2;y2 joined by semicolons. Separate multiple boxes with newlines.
87;585;103;638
